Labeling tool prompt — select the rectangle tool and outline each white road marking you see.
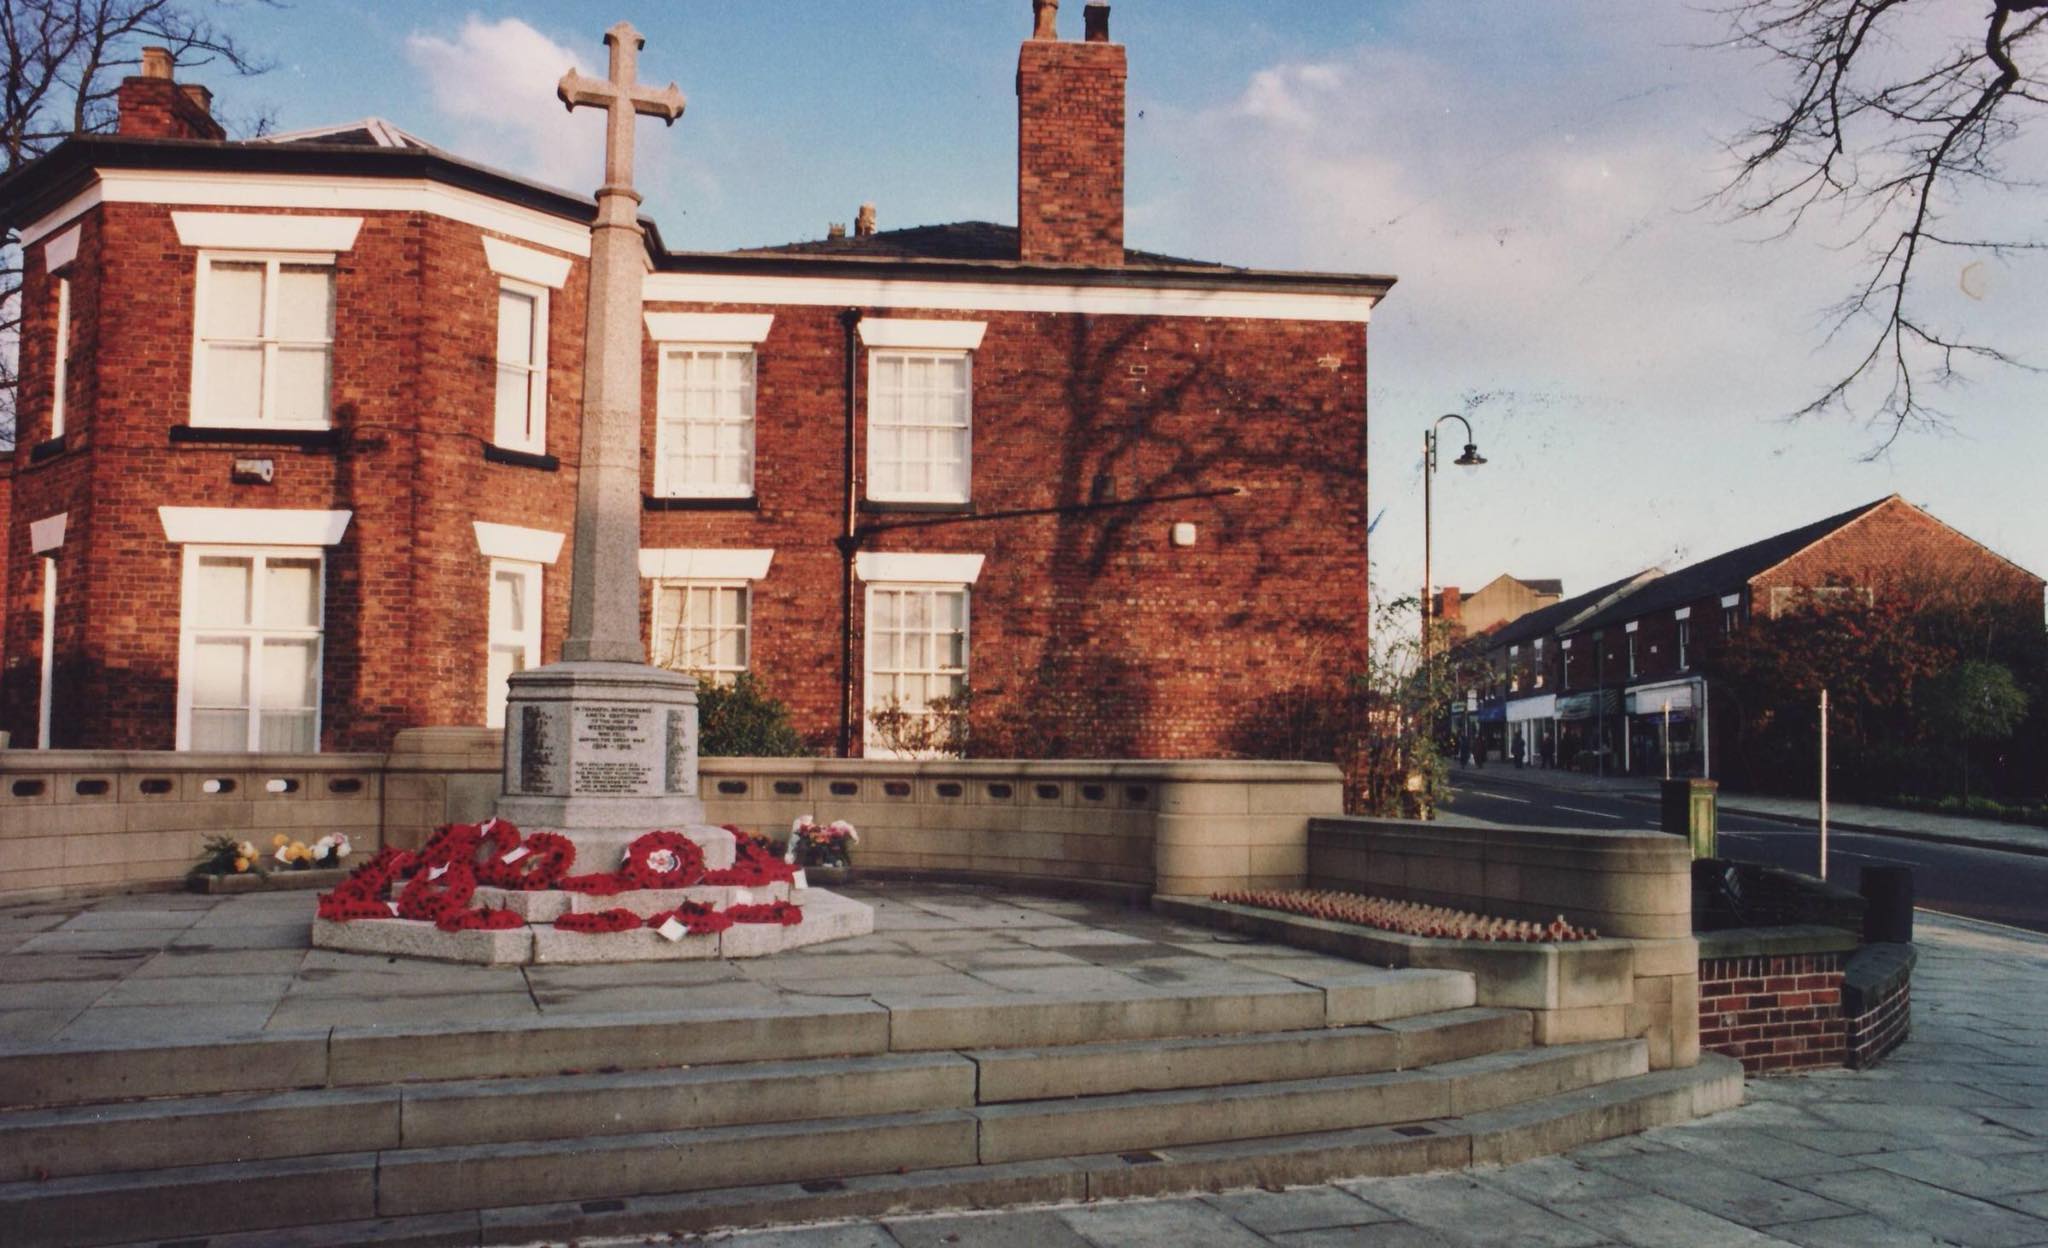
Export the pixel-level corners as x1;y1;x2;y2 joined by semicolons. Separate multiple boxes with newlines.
1555;805;1626;821
1465;791;1533;804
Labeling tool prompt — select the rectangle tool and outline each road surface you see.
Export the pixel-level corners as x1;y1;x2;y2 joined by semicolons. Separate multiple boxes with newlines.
1445;771;2048;934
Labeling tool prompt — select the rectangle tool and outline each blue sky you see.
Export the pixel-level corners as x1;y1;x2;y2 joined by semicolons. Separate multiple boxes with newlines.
209;1;2048;609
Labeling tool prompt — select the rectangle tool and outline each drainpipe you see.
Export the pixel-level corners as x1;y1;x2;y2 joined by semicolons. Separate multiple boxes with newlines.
836;308;863;758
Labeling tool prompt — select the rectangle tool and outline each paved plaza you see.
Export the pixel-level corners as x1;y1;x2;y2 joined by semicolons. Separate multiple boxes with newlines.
677;913;2048;1248
0;882;1445;1048
3;887;2043;1246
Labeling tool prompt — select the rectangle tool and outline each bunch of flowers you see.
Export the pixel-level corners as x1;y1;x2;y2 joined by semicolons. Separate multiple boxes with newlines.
193;834;262;877
1210;888;1599;943
310;834;352;868
783;816;859;869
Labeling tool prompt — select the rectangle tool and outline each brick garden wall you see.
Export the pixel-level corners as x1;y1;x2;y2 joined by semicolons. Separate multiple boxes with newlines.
1698;949;1845;1073
1842;942;1915;1070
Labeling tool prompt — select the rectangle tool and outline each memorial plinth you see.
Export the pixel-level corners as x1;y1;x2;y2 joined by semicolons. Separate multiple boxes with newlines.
496;661;734;869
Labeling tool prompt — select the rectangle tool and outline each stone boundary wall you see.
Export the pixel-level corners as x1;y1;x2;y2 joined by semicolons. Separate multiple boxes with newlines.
1307;817;1692;941
0;729;1341;902
1295;817;1700;1072
1843;942;1915;1070
1696;926;1857;1073
0;751;384;901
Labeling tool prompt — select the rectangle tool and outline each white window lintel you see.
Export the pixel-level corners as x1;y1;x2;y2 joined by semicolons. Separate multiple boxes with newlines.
1720;593;1741;608
1674;606;1692;621
483;236;572;290
638;548;775;581
30;512;69;554
43;226;81;272
159;507;352;547
857;318;987;351
1624;620;1640;633
173;211;362;252
854;552;986;585
645;312;775;344
474;521;565;566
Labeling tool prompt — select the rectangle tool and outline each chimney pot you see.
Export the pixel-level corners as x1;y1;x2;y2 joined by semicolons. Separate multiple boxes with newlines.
827;222;847;240
141;46;174;79
1084;1;1111;42
1031;0;1059;40
855;203;877;238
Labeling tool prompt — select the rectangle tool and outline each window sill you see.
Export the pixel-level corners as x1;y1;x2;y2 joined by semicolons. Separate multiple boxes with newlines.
644;494;759;512
29;434;68;463
859;499;974;515
483;444;560;471
171;425;342;450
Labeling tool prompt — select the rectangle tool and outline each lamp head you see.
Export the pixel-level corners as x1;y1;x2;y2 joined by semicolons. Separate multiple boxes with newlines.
1454;443;1486;468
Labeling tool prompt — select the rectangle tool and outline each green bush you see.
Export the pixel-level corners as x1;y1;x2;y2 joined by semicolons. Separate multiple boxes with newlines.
695;673;809;758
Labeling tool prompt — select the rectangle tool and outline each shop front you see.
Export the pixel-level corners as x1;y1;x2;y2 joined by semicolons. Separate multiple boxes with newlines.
1624;678;1707;777
1554;689;1622;773
1505;693;1557;768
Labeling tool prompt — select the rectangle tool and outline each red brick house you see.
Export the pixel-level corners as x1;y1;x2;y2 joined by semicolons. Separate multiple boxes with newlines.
1467;496;2044;775
0;6;1390;758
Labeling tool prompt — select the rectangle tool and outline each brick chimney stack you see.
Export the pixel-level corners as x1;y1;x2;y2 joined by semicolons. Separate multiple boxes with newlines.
1016;0;1126;267
117;45;226;141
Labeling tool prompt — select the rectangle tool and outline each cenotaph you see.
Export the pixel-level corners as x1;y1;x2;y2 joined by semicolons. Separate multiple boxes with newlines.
495;22;728;871
308;22;872;966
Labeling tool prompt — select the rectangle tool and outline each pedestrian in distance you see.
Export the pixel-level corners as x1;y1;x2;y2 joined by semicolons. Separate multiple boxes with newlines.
1512;735;1525;769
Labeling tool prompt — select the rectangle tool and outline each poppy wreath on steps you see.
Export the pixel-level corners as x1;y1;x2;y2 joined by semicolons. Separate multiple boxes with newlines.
555;908;643;934
436;907;526;933
620;830;706;890
727;900;805;926
476;830;575;891
315;846;416;920
414;822;486;872
397;859;478;924
703;837;797;887
645;901;733;936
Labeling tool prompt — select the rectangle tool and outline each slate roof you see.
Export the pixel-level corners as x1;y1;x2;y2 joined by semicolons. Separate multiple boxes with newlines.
1482;570;1662;651
1519;578;1564;596
736;220;1225;268
1569;496;1894;634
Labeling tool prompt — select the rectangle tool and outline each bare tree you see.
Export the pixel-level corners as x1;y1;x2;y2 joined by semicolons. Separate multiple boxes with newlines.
1712;0;2048;452
1;1;272;445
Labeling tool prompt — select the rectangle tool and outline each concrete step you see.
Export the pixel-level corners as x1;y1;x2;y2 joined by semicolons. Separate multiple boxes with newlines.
974;1038;1646;1164
0;974;1473;1112
0;1052;979;1181
97;1056;1742;1248
2;1008;1514;1181
972;1005;1529;1103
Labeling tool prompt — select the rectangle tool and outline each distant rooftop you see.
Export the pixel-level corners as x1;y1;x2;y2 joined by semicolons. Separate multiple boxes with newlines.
255;117;437;150
736;220;1225;269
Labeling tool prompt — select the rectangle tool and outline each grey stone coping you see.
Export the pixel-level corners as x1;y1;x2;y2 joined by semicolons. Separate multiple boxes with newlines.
1841;941;1915;1012
1694;924;1860;960
1315;815;1691;857
0;749;384;773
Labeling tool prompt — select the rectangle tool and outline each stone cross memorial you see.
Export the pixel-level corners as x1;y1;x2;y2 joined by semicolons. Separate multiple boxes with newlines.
495;22;732;871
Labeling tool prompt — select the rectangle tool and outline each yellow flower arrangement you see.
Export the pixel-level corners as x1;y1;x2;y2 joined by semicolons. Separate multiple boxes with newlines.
272;834;289;848
233;856;250;873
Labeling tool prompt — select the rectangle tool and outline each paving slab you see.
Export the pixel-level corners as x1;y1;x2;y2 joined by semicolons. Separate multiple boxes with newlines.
889;1208;1096;1247
1057;1195;1273;1247
1344;1173;1610;1247
1200;1185;1397;1234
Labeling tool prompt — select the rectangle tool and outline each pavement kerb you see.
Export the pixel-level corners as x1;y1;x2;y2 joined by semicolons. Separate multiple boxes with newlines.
1606;791;2048;860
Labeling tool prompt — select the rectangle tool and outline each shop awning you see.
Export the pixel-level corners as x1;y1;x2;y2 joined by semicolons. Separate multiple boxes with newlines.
1627;682;1697;715
1506;694;1556;723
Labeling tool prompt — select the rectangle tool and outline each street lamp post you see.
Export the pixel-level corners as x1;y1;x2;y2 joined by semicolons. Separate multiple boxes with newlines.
1421;413;1486;657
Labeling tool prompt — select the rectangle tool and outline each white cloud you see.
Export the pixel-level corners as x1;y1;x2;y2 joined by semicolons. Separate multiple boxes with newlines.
404;16;599;191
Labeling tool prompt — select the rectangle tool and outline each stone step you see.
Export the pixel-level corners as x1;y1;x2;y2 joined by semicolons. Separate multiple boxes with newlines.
0;974;1471;1112
1;1038;1644;1243
2;1008;1513;1181
972;1005;1528;1102
0;1052;980;1181
88;1057;1744;1248
974;1038;1646;1164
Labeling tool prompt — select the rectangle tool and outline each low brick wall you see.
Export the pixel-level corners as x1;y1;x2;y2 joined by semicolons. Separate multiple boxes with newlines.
0;729;1341;903
1843;943;1915;1070
1696;926;1856;1073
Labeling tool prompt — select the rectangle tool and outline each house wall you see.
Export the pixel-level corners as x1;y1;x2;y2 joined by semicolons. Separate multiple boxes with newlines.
1751;495;2044;620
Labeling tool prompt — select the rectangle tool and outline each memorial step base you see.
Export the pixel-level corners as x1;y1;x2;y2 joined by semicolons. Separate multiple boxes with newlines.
309;887;873;966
